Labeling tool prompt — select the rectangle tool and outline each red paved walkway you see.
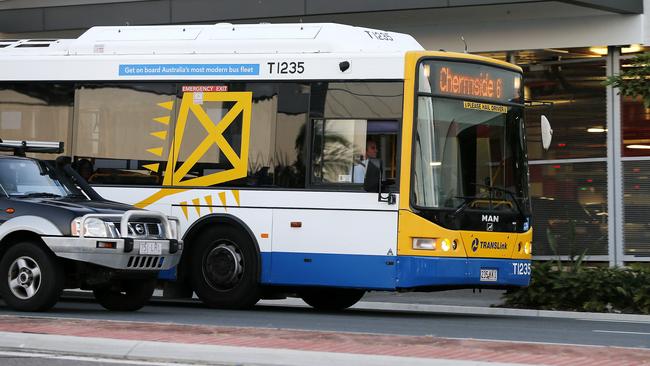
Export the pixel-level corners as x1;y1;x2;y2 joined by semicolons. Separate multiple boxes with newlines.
0;315;648;365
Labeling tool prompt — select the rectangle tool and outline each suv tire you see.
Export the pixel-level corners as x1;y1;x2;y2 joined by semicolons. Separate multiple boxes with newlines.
0;241;64;312
300;288;365;311
93;279;156;311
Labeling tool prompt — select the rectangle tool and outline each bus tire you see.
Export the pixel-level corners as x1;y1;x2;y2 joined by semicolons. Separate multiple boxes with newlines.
189;225;260;309
300;288;365;311
93;279;156;311
0;241;64;312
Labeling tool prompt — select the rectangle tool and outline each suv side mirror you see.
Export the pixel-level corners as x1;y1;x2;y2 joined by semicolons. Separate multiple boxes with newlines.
363;158;382;193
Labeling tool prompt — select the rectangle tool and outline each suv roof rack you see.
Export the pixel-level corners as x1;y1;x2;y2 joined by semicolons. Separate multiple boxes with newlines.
0;139;64;156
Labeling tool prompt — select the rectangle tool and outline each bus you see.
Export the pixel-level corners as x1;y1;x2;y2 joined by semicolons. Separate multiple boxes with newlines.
0;23;533;310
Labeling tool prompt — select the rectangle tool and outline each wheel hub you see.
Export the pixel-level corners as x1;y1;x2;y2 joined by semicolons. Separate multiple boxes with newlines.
8;256;41;300
18;270;32;286
203;244;243;290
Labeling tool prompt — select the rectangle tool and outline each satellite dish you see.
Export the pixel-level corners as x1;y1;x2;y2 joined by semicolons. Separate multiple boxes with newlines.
541;115;553;151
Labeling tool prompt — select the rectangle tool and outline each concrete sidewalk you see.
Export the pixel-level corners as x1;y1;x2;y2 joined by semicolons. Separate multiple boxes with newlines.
0;331;528;366
1;316;649;366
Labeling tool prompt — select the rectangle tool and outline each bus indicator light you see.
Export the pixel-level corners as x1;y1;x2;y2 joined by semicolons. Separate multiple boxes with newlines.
440;238;451;252
412;238;435;250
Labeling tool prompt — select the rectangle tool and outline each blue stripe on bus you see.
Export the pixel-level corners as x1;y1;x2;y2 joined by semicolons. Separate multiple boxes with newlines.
159;252;530;288
158;267;177;280
261;252;397;290
260;252;530;289
396;256;531;288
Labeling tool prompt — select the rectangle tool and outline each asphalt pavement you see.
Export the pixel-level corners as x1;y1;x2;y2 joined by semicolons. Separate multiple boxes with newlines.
0;291;649;365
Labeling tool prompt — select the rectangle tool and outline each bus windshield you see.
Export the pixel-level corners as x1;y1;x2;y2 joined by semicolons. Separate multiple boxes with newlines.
412;96;530;220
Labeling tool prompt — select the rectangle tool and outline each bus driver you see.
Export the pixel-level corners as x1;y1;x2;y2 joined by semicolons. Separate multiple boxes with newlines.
352;139;378;183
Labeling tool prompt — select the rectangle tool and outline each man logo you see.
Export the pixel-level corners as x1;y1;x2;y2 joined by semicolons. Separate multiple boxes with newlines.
472;238;479;252
487;222;494;232
134;223;145;235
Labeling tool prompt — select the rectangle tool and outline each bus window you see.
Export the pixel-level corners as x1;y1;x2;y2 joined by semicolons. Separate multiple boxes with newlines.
274;83;309;189
309;81;402;188
171;82;310;189
73;83;176;186
311;119;398;186
0;83;73;160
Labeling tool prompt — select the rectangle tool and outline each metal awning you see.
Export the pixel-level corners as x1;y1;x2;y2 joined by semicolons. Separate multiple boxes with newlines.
0;0;644;35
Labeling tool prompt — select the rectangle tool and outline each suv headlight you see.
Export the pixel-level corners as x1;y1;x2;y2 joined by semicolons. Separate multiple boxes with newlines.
168;217;180;240
71;217;115;238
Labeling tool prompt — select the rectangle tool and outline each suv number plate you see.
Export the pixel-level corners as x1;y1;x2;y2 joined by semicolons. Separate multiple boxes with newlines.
480;269;498;282
140;242;162;255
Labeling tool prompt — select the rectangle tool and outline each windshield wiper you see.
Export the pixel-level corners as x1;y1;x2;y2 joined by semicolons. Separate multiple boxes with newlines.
449;195;483;219
471;183;527;218
19;192;63;198
65;193;87;198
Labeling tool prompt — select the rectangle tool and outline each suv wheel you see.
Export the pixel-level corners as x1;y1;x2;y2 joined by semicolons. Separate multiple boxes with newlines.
93;279;156;311
0;242;64;312
300;288;365;311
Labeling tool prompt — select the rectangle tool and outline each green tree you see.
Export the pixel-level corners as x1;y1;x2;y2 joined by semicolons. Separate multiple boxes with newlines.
604;52;650;108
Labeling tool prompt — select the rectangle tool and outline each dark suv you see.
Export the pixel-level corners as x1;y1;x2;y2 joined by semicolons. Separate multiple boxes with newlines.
0;140;182;312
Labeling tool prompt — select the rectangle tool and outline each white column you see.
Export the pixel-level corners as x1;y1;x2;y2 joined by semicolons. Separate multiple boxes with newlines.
606;46;624;267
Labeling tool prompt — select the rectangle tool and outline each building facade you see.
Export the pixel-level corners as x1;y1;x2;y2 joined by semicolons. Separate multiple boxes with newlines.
0;0;648;266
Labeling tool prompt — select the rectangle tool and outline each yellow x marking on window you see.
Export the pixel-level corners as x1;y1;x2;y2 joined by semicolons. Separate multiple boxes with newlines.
135;91;252;208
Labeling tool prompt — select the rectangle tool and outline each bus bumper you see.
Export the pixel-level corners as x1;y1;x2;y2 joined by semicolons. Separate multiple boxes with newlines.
397;256;531;289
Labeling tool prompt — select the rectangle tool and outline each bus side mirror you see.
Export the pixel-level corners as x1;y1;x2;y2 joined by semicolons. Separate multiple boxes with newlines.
541;115;553;151
363;158;382;193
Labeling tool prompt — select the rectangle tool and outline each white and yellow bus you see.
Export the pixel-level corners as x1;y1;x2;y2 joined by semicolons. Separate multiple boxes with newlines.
0;23;532;310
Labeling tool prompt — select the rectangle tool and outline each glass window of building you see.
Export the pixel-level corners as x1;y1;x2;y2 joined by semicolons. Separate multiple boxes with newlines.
621;50;650;257
478;49;610;257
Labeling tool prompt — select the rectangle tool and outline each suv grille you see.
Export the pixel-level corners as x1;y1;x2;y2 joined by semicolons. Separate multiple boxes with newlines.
127;256;164;269
113;222;163;238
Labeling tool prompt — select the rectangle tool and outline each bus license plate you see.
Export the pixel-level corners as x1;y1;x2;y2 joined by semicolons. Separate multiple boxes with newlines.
480;269;498;282
140;242;162;255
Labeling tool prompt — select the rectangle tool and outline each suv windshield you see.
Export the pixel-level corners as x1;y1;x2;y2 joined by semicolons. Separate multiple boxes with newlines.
0;158;82;199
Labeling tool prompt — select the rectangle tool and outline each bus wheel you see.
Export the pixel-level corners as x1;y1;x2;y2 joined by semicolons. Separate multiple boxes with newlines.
0;241;64;312
190;225;260;309
300;288;365;311
93;279;156;311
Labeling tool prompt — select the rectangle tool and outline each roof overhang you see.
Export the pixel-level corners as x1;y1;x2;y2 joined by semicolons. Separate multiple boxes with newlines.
0;1;644;34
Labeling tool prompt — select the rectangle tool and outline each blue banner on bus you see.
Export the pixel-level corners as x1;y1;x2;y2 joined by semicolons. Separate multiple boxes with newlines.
119;63;260;76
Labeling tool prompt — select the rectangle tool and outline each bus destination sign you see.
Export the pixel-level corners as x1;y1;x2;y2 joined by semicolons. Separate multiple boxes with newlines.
426;61;521;103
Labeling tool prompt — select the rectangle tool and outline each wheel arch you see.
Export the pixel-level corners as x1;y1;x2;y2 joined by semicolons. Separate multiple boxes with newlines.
179;213;261;282
0;230;54;259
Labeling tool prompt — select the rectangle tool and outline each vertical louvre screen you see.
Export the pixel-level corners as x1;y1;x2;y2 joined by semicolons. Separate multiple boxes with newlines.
623;160;650;256
529;162;608;256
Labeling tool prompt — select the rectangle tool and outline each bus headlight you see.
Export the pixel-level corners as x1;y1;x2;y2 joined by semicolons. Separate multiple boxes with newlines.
524;242;532;254
440;238;451;252
412;238;436;250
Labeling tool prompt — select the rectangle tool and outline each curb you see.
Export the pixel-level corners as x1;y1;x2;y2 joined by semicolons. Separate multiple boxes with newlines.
62;291;650;323
258;298;650;322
